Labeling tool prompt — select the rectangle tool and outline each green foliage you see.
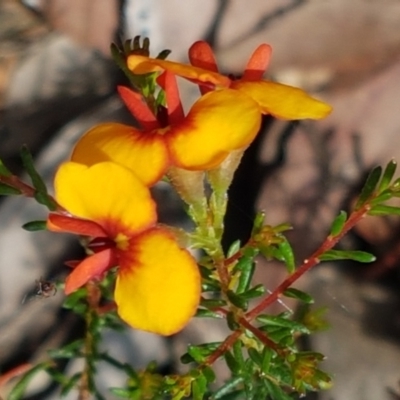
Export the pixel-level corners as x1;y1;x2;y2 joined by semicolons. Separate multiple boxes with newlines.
20;146;57;211
0;182;21;195
22;220;47;231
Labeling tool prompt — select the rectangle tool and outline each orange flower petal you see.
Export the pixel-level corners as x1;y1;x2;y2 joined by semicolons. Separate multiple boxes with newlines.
242;44;272;81
157;71;184;124
231;80;332;120
115;228;200;335
188;41;219;72
71;123;169;186
117;86;159;130
127;55;231;88
47;213;107;237
65;249;116;294
54;162;156;237
166;89;261;170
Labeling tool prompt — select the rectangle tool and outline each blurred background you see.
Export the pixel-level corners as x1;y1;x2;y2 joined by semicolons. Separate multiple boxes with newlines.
1;0;400;398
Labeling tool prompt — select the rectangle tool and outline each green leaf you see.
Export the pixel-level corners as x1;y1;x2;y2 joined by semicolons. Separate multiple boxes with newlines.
195;308;222;319
283;288;314;304
34;191;57;211
257;315;309;334
227;240;241;257
192;373;207;400
200;298;227;308
277;237;295;273
60;372;81;396
261;346;273;374
22;220;47;231
247;348;262;367
232;341;245;369
378;159;397;192
211;376;244;399
238;284;265;300
0;159;12;177
355;166;382;210
186;343;221;363
369;189;393;206
226;312;240;331
319;249;376;263
20;146;57;211
202;366;216;383
48;339;83;359
20;146;47;192
8;363;49;400
368;204;400;216
263;379;292;400
63;288;87;314
226;290;248;310
251;211;265;235
224;351;241;374
0;182;21;195
234;256;255;294
329;210;347;236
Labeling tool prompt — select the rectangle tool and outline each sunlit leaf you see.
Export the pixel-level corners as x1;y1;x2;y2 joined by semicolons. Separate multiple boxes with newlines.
319;249;376;262
283;288;314;304
257;315;309;334
329;210;347;236
233;256;255;294
251;211;265;235
227;240;241;257
277;237;295;273
369;190;393;205
354;166;381;210
378;159;397;192
212;376;244;399
238;284;265;300
192;373;207;400
368;204;400;216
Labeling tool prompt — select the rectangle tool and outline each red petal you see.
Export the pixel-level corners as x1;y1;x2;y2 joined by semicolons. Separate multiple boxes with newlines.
242;44;272;81
189;41;219;72
64;249;116;294
117;86;159;130
157;71;184;124
189;41;219;95
47;214;108;237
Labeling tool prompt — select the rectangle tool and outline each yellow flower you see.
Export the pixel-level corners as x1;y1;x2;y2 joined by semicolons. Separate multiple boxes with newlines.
127;41;332;120
71;71;261;186
47;161;200;335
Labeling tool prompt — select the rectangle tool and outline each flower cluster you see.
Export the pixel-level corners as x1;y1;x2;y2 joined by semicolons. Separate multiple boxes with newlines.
47;40;332;335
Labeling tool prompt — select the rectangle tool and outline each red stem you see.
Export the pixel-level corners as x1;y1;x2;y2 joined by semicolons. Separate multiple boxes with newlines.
0;175;65;212
246;203;370;321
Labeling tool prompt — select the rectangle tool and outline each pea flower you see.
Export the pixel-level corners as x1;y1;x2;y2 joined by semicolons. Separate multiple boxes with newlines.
47;161;200;336
70;70;261;186
127;41;332;120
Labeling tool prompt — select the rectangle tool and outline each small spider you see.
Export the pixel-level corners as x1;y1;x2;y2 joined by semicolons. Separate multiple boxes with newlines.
22;278;57;304
35;278;57;298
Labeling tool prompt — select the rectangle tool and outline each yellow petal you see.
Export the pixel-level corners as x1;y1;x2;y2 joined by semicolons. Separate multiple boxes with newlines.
71;123;169;186
232;81;332;120
127;55;231;88
115;227;200;335
167;89;261;170
54;162;156;237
